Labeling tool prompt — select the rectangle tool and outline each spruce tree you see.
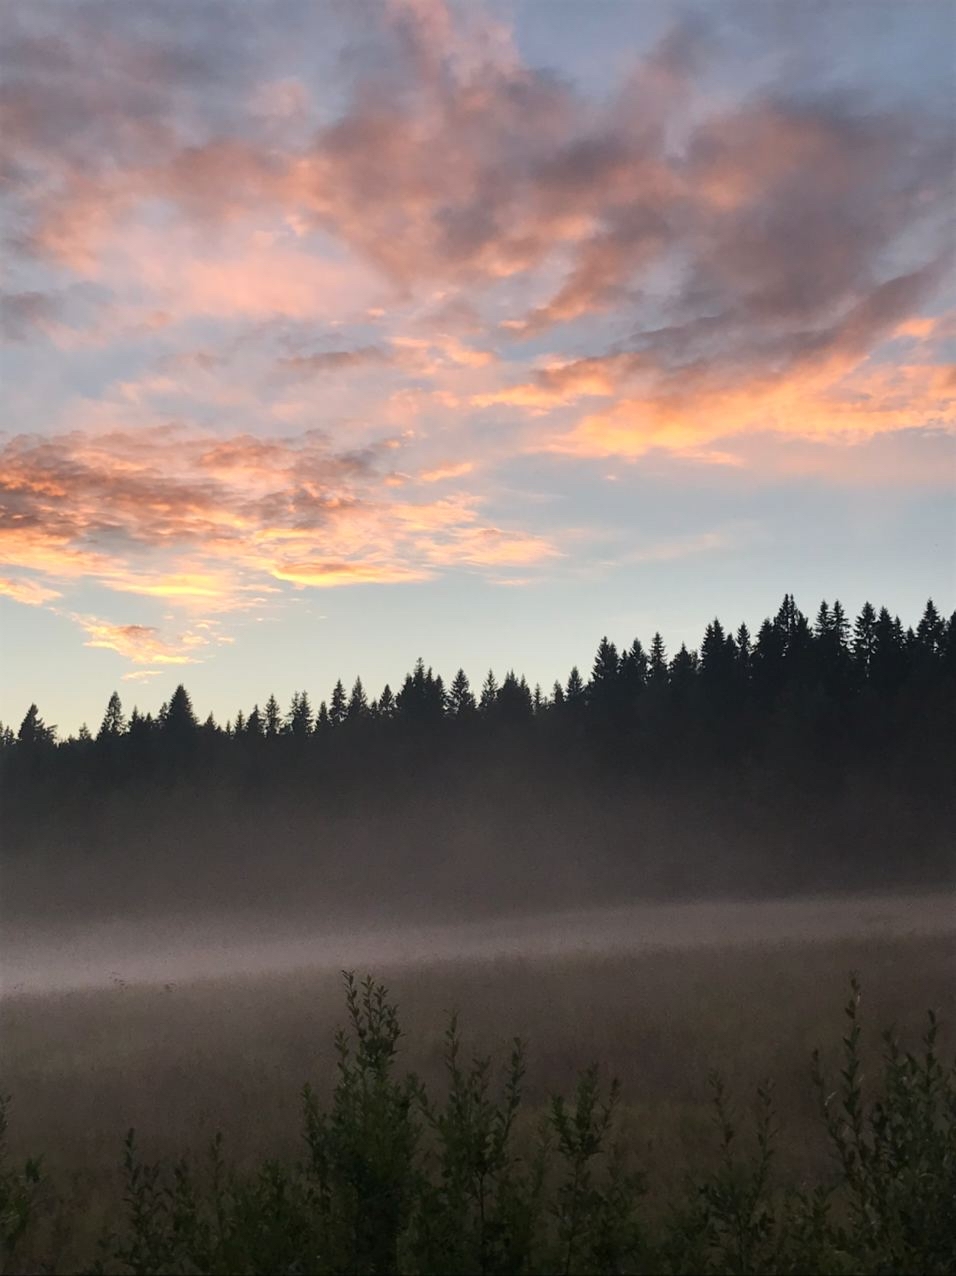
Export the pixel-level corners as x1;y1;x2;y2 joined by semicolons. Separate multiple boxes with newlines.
264;694;282;738
447;669;476;717
347;678;368;722
98;691;125;740
479;670;498;715
329;680;348;726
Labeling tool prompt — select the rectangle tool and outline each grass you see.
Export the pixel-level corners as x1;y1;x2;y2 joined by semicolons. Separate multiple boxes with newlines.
1;933;954;1273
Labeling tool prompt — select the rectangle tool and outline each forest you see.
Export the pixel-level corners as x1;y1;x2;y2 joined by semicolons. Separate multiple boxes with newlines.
3;594;954;920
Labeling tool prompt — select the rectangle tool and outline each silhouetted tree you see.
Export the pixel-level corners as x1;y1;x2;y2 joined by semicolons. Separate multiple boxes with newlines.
264;694;282;739
916;599;945;657
17;703;55;749
497;671;534;726
648;634;668;690
479;671;498;716
347;678;368;723
447;669;476;717
853;602;878;682
287;691;313;739
329;681;348;727
98;691;125;740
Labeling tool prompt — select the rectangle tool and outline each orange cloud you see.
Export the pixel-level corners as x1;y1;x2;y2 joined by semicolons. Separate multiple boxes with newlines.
0;576;62;606
0;426;559;642
74;617;209;664
419;461;474;482
545;354;956;462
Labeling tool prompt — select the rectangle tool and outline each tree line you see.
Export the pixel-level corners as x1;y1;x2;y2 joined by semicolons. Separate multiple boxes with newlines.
5;595;954;762
3;594;953;908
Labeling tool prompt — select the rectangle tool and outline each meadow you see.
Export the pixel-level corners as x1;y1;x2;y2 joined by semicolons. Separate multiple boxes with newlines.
2;918;954;1273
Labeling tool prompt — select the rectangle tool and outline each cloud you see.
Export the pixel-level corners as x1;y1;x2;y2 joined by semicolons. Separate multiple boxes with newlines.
0;0;952;685
73;617;209;664
0;426;559;634
419;461;474;482
277;346;389;378
0;575;62;606
0;291;60;341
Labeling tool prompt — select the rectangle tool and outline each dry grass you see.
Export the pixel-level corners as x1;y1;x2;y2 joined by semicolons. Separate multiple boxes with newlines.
2;931;954;1271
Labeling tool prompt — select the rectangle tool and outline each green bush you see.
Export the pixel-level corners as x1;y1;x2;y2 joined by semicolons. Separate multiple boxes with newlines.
3;973;954;1275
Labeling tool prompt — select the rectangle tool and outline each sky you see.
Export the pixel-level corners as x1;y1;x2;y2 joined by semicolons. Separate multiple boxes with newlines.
1;0;954;735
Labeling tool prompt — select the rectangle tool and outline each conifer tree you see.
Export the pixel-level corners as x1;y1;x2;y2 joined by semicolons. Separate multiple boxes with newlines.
287;691;313;738
447;669;476;717
329;680;348;726
497;671;533;724
648;633;668;688
98;691;125;740
377;685;395;720
916;599;944;656
264;694;282;738
565;666;586;709
162;685;197;737
669;644;698;699
479;670;498;715
347;678;368;722
735;623;752;676
853;602;878;681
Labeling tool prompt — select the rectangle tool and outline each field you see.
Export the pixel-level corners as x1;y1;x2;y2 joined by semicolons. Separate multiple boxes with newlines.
2;899;954;1273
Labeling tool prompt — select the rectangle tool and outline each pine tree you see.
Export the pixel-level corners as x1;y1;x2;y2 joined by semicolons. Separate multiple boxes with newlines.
447;669;476;717
648;633;668;689
162;685;197;736
264;694;282;738
565;666;586;709
287;691;313;738
17;703;56;747
347;678;368;722
497;671;533;724
329;680;348;726
815;600;852;697
941;611;956;675
98;691;125;740
853;602;878;681
752;617;786;700
669;644;698;700
377;685;395;720
699;619;735;697
871;608;908;692
916;599;944;656
397;659;445;725
479;670;498;715
735;623;752;677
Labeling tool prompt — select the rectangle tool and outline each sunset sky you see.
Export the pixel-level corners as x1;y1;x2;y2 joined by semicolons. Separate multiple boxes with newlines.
1;0;954;735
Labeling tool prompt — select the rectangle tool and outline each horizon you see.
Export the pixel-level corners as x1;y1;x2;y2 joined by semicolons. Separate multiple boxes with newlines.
5;590;950;738
2;0;954;735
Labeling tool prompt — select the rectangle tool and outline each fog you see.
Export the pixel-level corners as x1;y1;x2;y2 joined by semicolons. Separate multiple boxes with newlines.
3;890;953;998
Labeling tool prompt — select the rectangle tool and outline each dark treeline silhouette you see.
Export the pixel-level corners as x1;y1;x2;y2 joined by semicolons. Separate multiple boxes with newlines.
3;595;955;922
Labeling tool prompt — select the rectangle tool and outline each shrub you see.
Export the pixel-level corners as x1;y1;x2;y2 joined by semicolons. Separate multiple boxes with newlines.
3;974;954;1274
